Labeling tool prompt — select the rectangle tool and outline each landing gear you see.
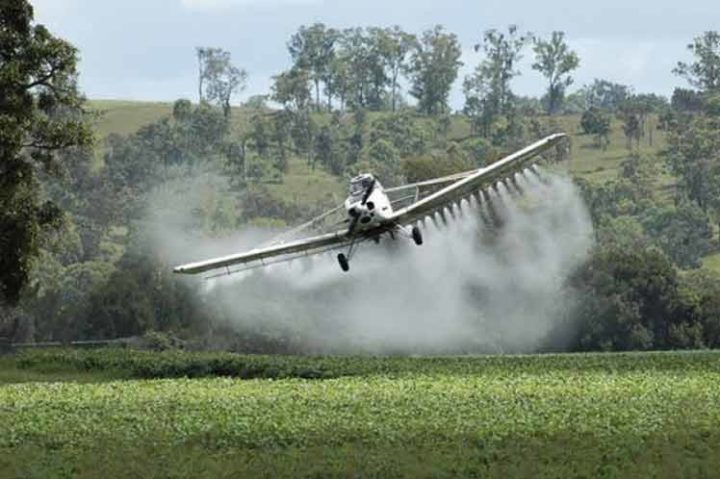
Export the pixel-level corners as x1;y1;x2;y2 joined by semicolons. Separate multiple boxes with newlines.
337;253;350;272
411;226;423;246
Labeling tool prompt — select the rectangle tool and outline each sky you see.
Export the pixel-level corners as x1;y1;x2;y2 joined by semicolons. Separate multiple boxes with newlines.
31;0;719;109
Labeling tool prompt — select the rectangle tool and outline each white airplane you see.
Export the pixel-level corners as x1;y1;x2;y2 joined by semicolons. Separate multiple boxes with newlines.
173;133;567;275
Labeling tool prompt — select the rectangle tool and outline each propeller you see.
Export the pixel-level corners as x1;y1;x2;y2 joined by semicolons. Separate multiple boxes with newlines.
361;179;375;205
347;179;376;235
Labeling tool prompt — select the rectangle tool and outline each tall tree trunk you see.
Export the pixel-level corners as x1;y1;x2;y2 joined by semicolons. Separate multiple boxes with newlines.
197;51;204;103
315;79;320;112
391;74;398;112
241;140;247;182
223;99;231;118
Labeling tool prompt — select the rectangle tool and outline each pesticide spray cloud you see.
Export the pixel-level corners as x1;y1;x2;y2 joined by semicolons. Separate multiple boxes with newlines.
148;169;593;354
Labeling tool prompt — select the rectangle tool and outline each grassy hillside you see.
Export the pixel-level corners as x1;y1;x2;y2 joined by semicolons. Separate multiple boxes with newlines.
82;100;684;227
87;100;174;138
554;115;667;181
86;100;347;205
2;349;720;478
86;100;667;184
89;101;718;269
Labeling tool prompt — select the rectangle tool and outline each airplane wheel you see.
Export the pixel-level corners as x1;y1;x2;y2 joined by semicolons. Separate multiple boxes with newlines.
412;226;423;246
337;253;350;272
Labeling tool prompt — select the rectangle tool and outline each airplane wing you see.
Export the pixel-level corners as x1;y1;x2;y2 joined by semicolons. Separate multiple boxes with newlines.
173;229;351;275
384;169;479;194
390;133;567;226
174;133;566;276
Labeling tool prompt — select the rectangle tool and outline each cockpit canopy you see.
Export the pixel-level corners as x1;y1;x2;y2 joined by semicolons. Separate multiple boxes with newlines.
349;174;377;198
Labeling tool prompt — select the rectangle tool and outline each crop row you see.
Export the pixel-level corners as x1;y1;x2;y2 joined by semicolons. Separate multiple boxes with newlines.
15;348;720;380
4;350;720;477
3;363;720;451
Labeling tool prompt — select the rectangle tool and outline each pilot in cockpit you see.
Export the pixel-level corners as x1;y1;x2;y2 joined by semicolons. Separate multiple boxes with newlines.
349;174;375;199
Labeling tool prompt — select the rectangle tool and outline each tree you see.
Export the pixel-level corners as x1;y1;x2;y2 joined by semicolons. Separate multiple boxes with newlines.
290;111;317;168
665;114;720;242
671;88;705;113
244;94;268;110
673;31;720;92
85;244;202;340
463;82;492;136
196;47;247;117
369;112;429;157
102;101;231;221
288;23;339;111
570;246;686;351
619;153;659;199
271;110;293;173
464;25;531;134
0;1;93;304
325;56;351;111
408;26;463;115
584;79;631;111
619;94;668;147
532;31;579;115
314;124;343;175
31;260;113;341
249;113;271;159
562;89;589;114
680;270;720;347
619;111;642;150
337;27;387;110
371;26;416;112
666;115;720;211
196;47;208;102
640;200;713;269
223;139;247;186
364;138;402;186
345;108;366;165
271;68;311;112
580;107;611;149
196;47;225;102
594;215;649;251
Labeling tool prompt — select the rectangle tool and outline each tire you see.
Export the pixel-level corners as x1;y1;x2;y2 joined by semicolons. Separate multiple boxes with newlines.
337;253;350;272
412;226;423;246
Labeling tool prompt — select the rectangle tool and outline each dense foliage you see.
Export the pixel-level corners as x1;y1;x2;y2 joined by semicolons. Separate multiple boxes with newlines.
0;1;92;304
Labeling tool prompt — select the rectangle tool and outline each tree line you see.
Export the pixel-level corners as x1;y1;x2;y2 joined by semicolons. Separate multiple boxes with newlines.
196;22;676;152
197;23;582;119
568;30;720;350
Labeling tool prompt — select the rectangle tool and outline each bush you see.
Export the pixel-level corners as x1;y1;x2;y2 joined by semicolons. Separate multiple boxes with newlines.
140;331;184;352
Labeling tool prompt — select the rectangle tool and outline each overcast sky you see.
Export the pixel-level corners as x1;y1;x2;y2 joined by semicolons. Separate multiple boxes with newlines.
32;0;718;109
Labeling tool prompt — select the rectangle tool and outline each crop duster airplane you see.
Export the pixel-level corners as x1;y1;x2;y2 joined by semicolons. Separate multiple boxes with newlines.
173;133;567;276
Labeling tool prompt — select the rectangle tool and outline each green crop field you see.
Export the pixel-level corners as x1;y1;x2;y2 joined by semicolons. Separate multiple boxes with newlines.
2;349;720;478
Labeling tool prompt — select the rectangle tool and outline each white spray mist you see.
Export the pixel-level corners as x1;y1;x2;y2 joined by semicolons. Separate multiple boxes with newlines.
147;169;594;354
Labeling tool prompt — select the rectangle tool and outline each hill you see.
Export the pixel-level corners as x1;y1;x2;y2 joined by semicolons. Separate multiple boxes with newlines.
85;98;669;191
87;99;347;205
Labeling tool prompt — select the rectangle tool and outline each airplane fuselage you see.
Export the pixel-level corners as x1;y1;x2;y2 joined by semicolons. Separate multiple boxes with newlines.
344;174;394;232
